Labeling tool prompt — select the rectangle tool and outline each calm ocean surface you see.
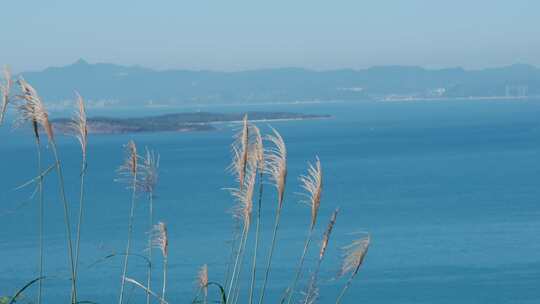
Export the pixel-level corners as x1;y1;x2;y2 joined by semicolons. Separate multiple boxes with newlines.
1;100;539;303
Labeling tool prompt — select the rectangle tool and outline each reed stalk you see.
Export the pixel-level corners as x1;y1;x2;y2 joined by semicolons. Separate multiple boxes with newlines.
151;222;168;304
231;227;249;304
118;141;139;304
72;93;88;300
286;158;323;304
303;208;339;304
248;171;263;304
285;226;314;304
162;255;168;304
33;124;45;304
258;128;287;304
17;79;77;303
227;222;247;303
224;223;240;290
226;115;255;301
229;164;256;304
248;125;264;304
50;140;78;304
140;148;159;304
147;194;153;304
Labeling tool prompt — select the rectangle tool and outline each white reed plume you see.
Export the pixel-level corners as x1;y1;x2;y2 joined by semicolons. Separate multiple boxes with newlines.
72;93;89;299
299;157;323;229
139;148;160;194
70;92;88;160
231;163;257;228
258;127;288;304
286;157;323;304
198;264;209;303
16;78;54;141
118;140;140;304
0;66;12;124
335;234;371;304
230;114;249;190
152;222;169;304
264;128;287;208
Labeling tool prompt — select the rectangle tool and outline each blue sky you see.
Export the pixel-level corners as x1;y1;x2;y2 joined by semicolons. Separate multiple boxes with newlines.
2;0;539;72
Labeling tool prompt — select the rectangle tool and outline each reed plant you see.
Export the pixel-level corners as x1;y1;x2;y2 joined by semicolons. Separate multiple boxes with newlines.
152;221;169;304
117;140;140;304
7;70;46;304
335;235;371;304
140;148;160;304
2;96;373;304
225;115;251;299
16;79;78;304
248;125;264;304
197;264;209;304
285;157;323;304
303;208;339;304
258;128;287;304
71;93;88;298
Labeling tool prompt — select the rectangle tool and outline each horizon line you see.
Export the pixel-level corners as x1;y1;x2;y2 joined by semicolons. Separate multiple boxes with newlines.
11;59;539;74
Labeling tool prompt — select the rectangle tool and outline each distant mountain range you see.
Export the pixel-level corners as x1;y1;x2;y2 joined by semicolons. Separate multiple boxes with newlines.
18;59;540;106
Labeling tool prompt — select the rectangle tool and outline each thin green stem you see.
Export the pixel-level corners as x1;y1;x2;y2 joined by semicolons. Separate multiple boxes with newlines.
248;172;264;304
161;256;167;304
35;139;44;304
335;275;355;304
74;156;87;298
147;193;154;304
50;142;77;304
285;226;314;304
231;227;249;304
303;258;323;304
224;225;240;290
226;225;247;301
258;205;283;304
119;174;137;304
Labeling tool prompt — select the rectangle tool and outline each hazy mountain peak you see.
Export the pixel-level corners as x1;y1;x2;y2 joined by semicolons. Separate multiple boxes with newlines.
73;58;89;66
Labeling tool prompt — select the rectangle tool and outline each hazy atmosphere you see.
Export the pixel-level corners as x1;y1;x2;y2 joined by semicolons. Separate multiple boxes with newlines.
2;0;540;72
1;2;539;304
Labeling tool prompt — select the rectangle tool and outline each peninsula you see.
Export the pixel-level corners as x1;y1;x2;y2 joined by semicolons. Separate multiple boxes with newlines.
52;111;330;134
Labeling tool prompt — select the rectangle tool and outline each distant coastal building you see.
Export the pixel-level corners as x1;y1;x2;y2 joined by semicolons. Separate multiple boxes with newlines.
427;88;446;97
505;85;528;97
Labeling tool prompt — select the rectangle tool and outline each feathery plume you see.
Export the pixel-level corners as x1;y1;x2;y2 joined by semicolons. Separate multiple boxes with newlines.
335;234;371;304
198;264;209;294
139;148;160;193
152;222;169;258
117;140;140;185
265;128;287;208
299;157;323;229
152;222;169;304
16;78;54;141
340;235;370;277
0;66;12;124
70;92;88;159
251;124;264;171
231;163;257;227
230;114;249;189
259;127;287;304
320;208;339;260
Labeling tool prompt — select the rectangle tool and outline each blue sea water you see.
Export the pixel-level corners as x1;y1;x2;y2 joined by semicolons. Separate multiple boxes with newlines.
1;100;539;303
